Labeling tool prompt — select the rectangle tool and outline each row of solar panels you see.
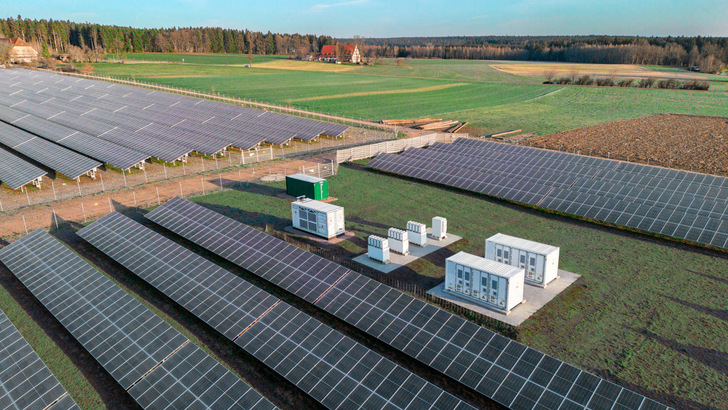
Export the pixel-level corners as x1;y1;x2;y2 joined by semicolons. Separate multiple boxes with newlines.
0;307;79;409
77;212;473;410
0;229;276;410
0;222;473;409
141;197;670;410
1;68;347;152
0;68;347;190
367;138;728;251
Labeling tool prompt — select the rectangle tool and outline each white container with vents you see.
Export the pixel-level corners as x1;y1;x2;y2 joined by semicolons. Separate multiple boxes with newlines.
445;252;524;313
387;228;409;255
485;233;559;287
291;198;345;239
406;221;427;247
432;217;447;240
367;235;390;264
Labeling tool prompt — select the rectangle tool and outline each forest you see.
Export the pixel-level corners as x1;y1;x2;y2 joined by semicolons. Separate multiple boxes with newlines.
1;16;726;73
0;16;334;58
351;35;728;73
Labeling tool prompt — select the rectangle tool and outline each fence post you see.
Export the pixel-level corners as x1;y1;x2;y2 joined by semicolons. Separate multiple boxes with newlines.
156;188;161;205
22;215;28;234
81;203;87;223
122;169;127;186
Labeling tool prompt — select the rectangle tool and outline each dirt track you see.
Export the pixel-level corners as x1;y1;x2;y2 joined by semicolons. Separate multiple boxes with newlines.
531;114;728;176
0;157;333;239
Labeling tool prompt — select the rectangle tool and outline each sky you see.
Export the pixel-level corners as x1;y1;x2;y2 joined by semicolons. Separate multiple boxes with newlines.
2;0;727;38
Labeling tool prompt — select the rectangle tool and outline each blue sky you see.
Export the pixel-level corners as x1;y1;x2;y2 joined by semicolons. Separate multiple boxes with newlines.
3;0;726;37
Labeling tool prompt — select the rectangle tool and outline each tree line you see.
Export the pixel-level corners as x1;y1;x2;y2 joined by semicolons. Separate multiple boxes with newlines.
347;35;728;73
0;16;335;59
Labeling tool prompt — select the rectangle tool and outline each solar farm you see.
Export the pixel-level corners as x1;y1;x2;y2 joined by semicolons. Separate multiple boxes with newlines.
0;60;725;410
0;68;348;191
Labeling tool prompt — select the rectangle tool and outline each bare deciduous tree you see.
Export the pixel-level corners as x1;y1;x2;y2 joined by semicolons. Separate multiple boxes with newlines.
66;45;85;63
543;70;556;83
0;43;11;64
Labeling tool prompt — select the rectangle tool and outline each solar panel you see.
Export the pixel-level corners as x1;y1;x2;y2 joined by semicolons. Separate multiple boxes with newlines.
0;69;349;150
146;197;672;410
78;212;475;410
0;308;80;410
0;145;47;190
368;139;728;250
3;109;150;170
0;229;275;410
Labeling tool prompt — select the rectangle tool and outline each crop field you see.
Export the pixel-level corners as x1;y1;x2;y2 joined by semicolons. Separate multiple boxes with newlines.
192;164;728;409
92;55;728;135
531;114;728;176
490;61;712;80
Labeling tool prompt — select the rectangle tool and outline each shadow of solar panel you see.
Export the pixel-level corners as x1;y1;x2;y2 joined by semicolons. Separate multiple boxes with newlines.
79;212;474;410
146;197;672;410
0;229;274;410
0;309;80;410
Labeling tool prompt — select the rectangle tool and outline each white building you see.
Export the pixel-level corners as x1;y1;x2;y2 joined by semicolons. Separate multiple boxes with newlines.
291;198;345;239
445;252;524;313
485;233;559;287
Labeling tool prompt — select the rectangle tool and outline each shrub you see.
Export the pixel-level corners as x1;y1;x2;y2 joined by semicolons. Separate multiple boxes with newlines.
575;75;593;86
656;78;680;89
637;78;655;88
680;80;710;90
555;77;572;85
595;78;615;87
617;79;634;87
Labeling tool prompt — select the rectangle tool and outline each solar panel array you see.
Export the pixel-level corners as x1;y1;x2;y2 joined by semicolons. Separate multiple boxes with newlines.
78;212;474;410
0;229;275;410
146;197;671;410
0;121;101;179
0;145;47;190
0;69;348;165
0;104;149;171
367;138;728;250
0;308;79;410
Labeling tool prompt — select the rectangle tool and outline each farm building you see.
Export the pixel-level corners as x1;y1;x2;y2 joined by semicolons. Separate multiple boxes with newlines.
319;44;361;63
445;251;524;313
485;233;559;287
286;173;329;200
291;197;345;239
0;37;39;63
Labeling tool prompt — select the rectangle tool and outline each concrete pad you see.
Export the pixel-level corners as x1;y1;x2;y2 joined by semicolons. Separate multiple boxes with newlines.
427;269;581;327
352;229;462;273
283;226;356;246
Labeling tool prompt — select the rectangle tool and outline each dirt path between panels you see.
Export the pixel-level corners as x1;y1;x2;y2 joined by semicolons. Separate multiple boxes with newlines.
0;157;333;239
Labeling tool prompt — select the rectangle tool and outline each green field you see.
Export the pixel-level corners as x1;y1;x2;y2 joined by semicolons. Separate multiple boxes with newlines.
193;165;728;409
92;55;728;135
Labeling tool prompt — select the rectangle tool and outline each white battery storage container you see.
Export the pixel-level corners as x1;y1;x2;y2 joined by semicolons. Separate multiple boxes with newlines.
388;228;409;255
291;198;345;239
406;221;427;247
485;233;559;287
445;252;524;313
445;252;524;312
432;216;447;240
368;235;390;264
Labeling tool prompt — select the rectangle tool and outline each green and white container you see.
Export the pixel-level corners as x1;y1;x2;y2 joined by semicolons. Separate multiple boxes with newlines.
286;173;329;200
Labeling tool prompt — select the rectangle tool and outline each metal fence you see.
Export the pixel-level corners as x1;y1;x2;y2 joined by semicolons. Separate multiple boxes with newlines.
335;133;462;163
0;128;390;214
1;157;338;239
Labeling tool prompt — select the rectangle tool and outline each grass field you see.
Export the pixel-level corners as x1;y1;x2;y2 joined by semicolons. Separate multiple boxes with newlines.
92;55;728;135
192;165;728;409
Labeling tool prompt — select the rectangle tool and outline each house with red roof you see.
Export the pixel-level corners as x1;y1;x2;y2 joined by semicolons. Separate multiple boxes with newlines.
0;37;39;63
319;44;361;64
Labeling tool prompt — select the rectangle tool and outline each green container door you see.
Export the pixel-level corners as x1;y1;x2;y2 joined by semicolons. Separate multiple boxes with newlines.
318;180;329;200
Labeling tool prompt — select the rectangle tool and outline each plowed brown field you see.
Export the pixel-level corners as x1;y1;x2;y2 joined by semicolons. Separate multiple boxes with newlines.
531;114;728;176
